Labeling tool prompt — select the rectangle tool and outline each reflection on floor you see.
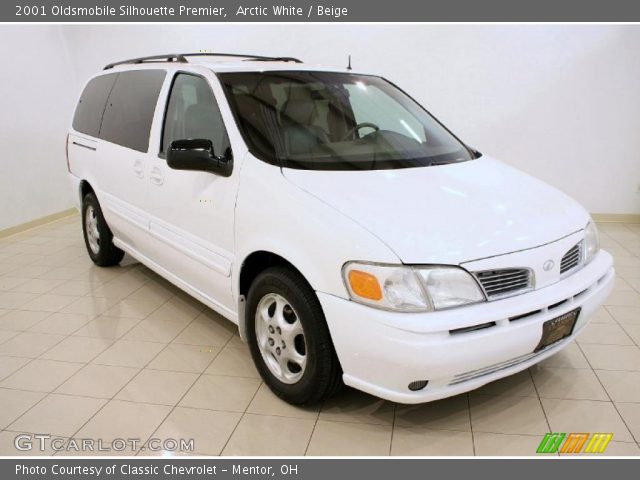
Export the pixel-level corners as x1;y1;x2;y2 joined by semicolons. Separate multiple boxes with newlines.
0;214;639;456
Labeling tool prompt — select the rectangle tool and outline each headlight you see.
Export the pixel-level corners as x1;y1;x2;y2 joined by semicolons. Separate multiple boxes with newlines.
343;262;486;312
584;220;600;264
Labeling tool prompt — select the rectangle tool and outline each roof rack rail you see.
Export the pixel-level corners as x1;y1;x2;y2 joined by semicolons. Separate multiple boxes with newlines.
103;52;303;70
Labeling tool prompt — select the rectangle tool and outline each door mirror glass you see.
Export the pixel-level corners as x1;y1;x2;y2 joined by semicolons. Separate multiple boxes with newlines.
167;139;233;177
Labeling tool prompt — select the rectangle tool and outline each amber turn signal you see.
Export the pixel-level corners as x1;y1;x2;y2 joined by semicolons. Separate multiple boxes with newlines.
348;270;383;301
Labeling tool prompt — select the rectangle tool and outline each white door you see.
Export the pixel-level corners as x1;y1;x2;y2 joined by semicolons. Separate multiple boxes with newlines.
91;69;167;251
144;72;238;316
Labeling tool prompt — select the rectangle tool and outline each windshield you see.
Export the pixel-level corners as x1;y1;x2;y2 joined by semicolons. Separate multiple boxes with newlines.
219;71;475;171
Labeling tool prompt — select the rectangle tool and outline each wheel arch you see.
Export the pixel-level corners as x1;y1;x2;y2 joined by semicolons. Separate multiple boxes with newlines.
236;250;317;341
79;179;95;203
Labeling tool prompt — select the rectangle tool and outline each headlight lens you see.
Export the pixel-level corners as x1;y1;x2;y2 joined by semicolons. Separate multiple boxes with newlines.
415;267;487;310
584;220;600;264
343;262;485;312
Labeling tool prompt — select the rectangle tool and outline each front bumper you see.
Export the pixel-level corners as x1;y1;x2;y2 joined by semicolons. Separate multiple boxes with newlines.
319;250;614;404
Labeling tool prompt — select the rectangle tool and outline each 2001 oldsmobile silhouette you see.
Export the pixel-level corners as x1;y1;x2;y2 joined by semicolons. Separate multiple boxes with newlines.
66;53;614;404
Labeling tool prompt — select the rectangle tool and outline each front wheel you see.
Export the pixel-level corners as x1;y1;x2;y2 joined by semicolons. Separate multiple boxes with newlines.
247;267;342;405
81;193;125;267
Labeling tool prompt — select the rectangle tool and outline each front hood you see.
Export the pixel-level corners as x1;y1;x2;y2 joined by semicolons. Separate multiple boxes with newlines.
283;156;589;264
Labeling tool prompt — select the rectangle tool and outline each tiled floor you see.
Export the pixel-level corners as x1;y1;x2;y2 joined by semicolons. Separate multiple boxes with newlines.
1;215;640;456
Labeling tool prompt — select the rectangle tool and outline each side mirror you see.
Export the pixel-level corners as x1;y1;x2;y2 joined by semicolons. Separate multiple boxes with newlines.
167;139;233;177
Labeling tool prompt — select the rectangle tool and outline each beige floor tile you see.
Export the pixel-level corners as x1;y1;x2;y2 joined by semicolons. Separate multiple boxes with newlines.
92;340;165;368
76;399;171;444
0;329;19;344
147;297;202;323
0;292;40;309
541;398;633;442
173;316;235;347
55;364;140;398
223;413;315;456
621;324;640;345
539;342;590;369
226;332;246;349
0;430;58;456
41;266;91;281
90;276;146;300
0;359;83;392
588;441;640;456
123;318;187;343
0;356;31;380
391;427;474;456
577;323;634;345
28;312;91;335
247;383;319;419
587;306;616;324
148;344;219;373
473;432;550;456
115;369;198;405
10;278;65;295
8;394;106;437
179;374;261;412
20;294;79;312
103;298;162;319
306;420;392;456
41;336;114;363
595;370;640;402
49;280;93;296
615;402;640;442
531;366;609;400
394;394;470;431
0;276;30;291
606;306;640;325
10;267;56;280
470;394;549;435
151;406;240;455
472;370;537;397
72;315;140;339
205;346;260;378
604;290;640;307
0;310;51;332
319;388;395;425
128;282;176;303
60;296;119;318
0;388;45;429
0;332;65;357
580;344;640;371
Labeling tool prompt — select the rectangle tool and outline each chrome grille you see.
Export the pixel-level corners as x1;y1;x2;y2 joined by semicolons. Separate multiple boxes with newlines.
560;242;583;274
474;268;532;299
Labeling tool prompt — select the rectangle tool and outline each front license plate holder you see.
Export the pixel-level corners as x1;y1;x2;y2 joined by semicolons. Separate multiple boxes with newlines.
534;307;581;353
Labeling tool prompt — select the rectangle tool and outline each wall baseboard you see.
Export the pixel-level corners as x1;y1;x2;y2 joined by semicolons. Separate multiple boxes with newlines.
591;213;640;224
0;208;78;240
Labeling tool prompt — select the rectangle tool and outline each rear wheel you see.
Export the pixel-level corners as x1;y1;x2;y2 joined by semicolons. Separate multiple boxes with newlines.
81;193;124;267
247;266;342;405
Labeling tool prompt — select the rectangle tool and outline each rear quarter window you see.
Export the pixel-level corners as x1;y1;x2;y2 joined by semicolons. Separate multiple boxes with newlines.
99;70;166;152
72;73;117;137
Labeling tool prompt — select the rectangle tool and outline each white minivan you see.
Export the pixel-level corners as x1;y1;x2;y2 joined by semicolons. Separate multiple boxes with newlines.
67;53;614;405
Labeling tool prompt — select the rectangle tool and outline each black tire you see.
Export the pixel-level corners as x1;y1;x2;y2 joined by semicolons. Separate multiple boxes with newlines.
81;192;125;267
246;266;342;405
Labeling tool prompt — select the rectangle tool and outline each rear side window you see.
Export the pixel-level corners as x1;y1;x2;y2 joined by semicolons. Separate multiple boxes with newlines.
72;74;117;137
100;70;166;152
